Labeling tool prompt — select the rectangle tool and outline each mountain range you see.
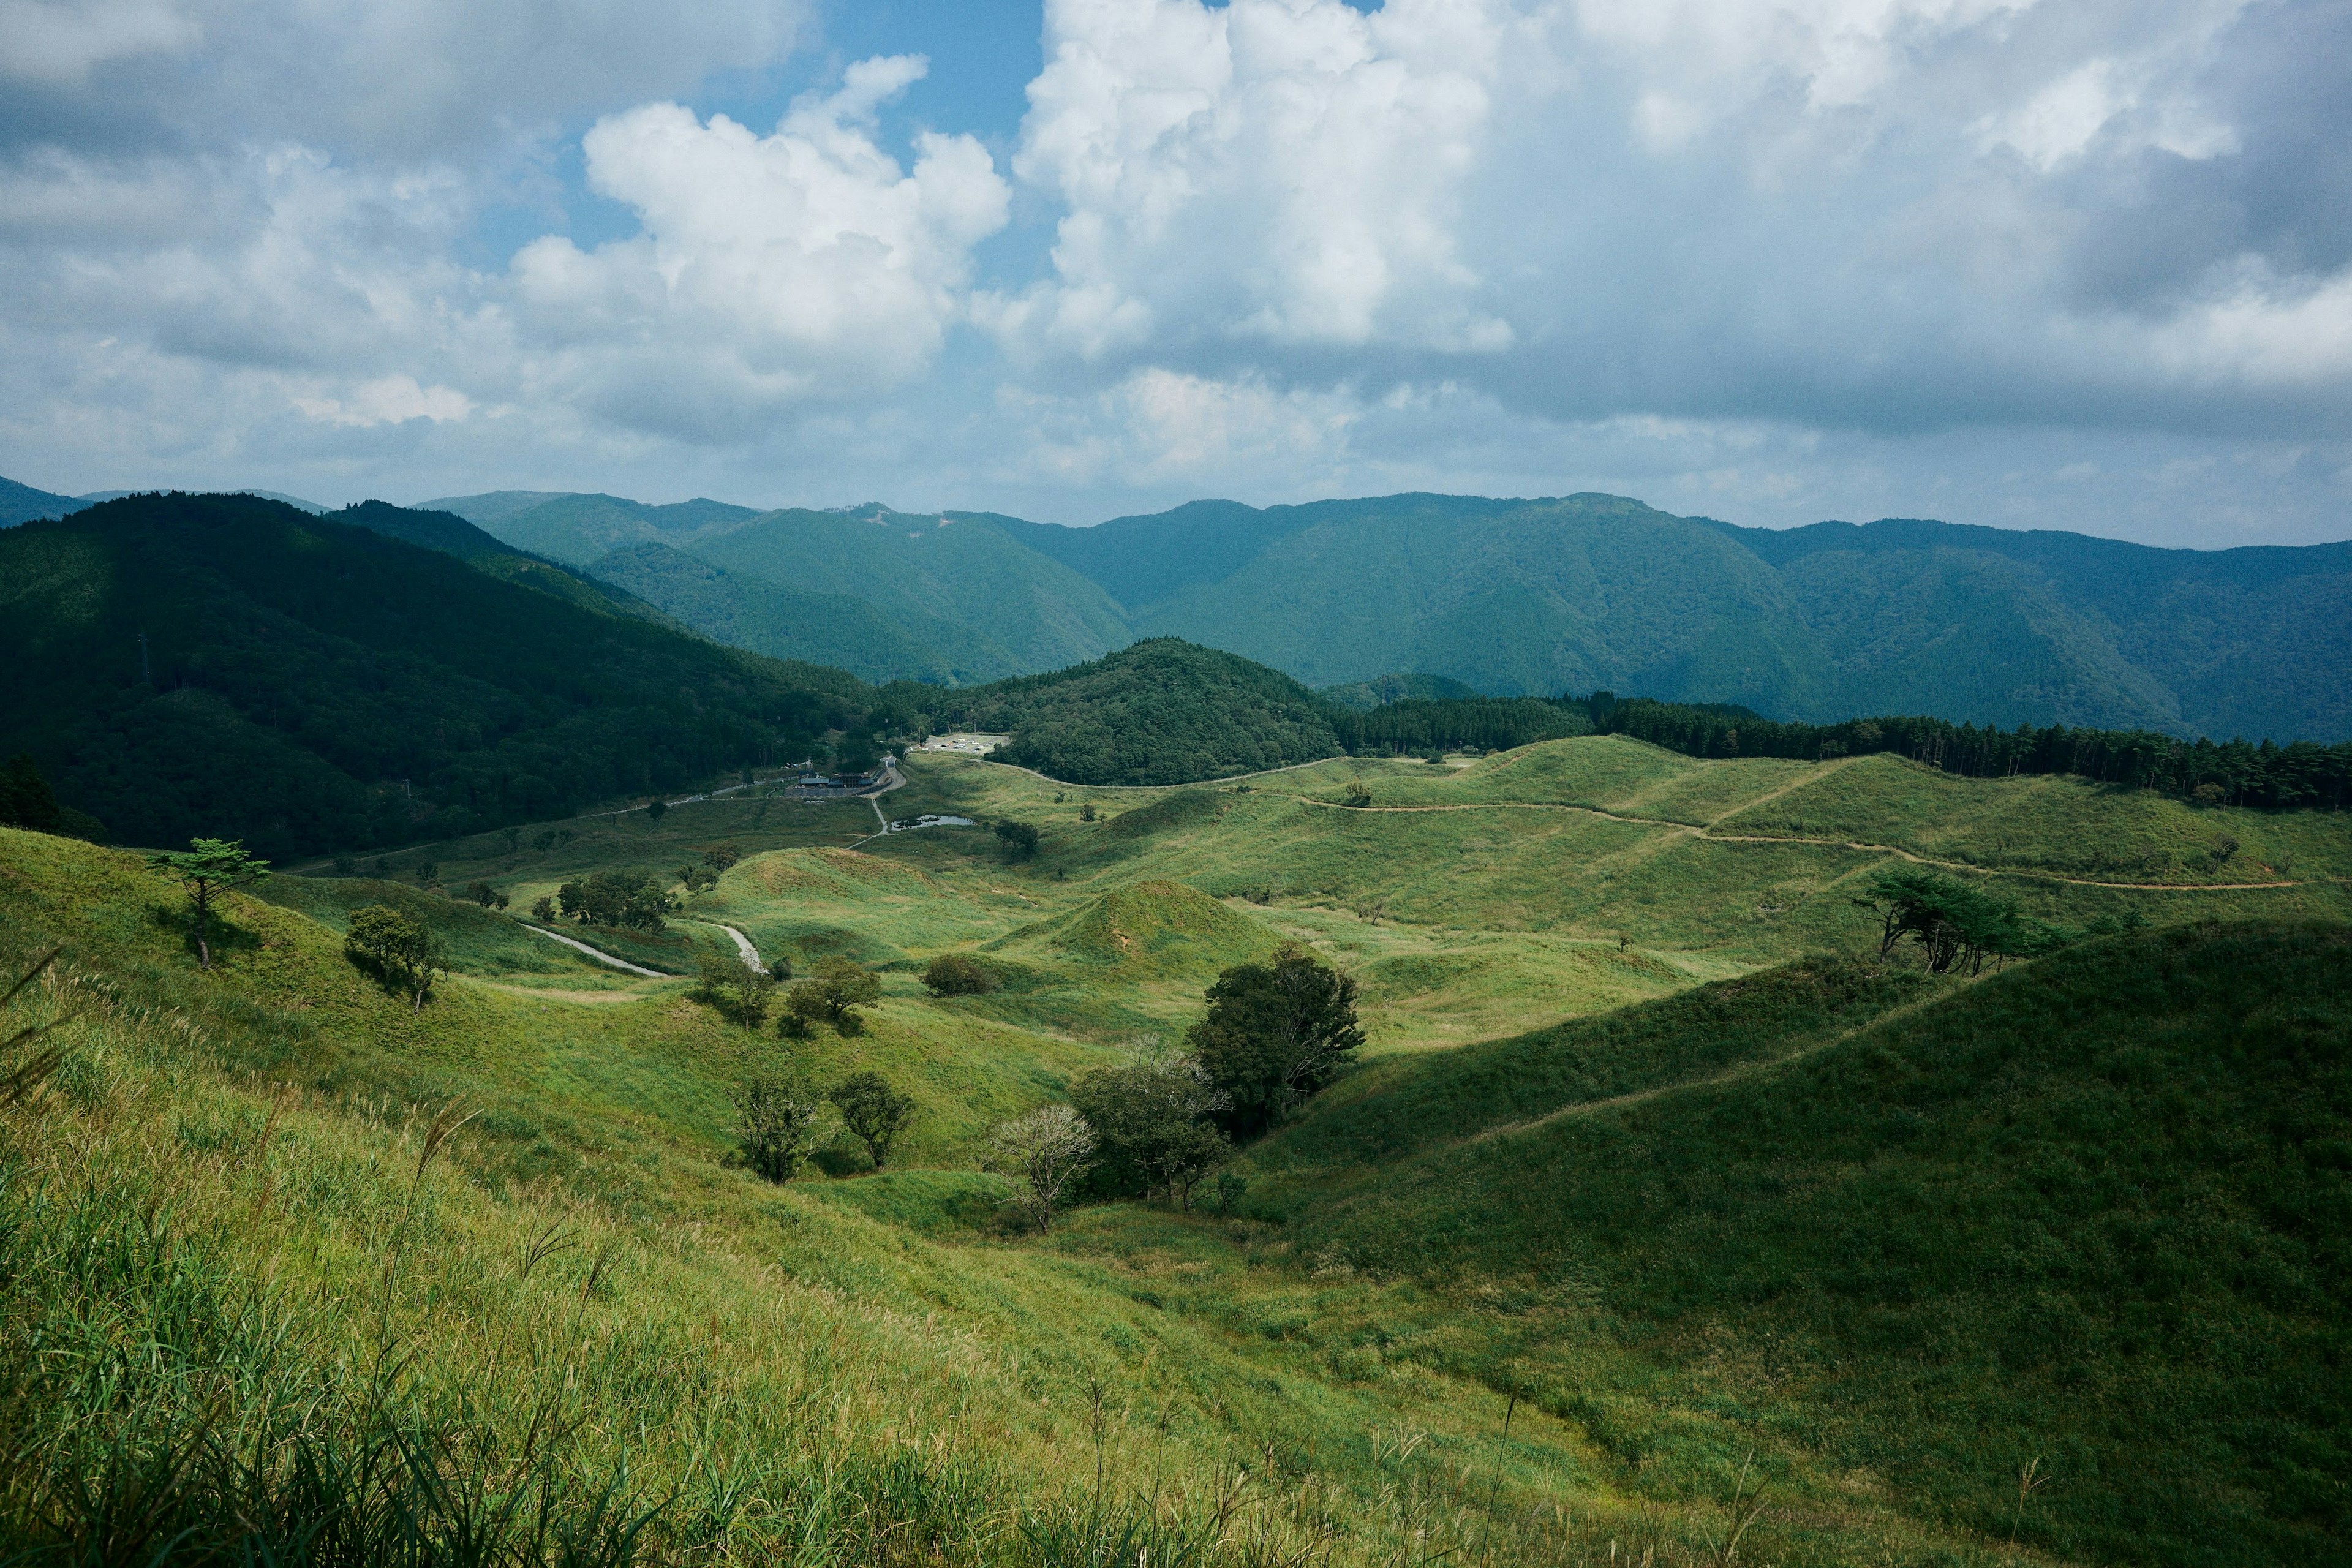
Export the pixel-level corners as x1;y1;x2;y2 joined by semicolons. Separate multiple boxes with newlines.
9;479;2346;741
420;488;2348;742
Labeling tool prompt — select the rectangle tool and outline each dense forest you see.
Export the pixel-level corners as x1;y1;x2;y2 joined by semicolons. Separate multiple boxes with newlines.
0;494;879;857
927;639;1341;786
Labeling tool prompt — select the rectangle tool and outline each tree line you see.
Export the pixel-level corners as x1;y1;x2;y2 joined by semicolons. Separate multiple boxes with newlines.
1323;689;2352;810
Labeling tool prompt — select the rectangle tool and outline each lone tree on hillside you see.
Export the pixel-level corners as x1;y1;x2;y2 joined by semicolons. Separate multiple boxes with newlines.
828;1071;918;1168
734;1077;827;1183
345;904;446;1009
922;952;996;997
1188;943;1363;1136
148;838;271;970
1856;869;2023;975
1069;1056;1231;1210
984;1104;1096;1231
785;956;882;1033
994;820;1040;861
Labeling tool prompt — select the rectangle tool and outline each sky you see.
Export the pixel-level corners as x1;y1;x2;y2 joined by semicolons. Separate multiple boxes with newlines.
2;0;2348;545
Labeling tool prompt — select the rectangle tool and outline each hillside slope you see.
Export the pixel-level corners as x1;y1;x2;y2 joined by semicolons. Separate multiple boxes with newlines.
1259;925;2352;1567
584;539;1012;685
688;505;1132;677
0;493;875;856
428;489;761;563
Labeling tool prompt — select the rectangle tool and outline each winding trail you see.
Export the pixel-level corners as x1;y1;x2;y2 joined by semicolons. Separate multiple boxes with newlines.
521;923;670;978
698;921;767;974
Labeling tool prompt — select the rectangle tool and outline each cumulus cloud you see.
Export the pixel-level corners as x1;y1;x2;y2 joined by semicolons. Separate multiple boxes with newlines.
503;59;1011;439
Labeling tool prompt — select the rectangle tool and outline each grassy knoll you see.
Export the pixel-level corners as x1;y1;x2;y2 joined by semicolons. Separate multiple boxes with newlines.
1257;924;2352;1567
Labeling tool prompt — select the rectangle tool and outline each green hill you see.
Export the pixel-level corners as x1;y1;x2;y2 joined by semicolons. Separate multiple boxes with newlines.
1256;924;2352;1567
0;492;876;857
0;474;82;526
687;505;1130;677
997;877;1280;975
334;500;676;624
426;490;762;564
933;639;1343;785
584;539;1008;684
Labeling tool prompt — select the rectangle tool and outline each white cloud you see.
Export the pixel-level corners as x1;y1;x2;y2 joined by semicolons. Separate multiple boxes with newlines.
992;0;1524;361
293;374;472;428
504;59;1011;437
1000;368;1360;486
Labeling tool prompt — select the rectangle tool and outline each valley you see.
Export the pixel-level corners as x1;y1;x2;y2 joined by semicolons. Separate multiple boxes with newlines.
4;734;2344;1565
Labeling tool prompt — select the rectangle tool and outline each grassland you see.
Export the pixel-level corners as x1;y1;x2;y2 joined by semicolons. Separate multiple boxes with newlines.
4;733;2346;1566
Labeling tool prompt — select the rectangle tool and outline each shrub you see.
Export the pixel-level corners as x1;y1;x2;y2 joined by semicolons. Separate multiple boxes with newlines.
786;957;881;1033
827;1071;918;1168
734;1077;827;1182
922;953;996;997
983;1106;1096;1231
345;905;445;1011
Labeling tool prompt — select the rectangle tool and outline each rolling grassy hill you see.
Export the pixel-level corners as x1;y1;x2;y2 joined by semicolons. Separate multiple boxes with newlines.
1253;923;2352;1566
1;713;2346;1564
0;492;878;857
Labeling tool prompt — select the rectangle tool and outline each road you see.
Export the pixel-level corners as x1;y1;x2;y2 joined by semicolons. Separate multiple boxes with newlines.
521;923;669;978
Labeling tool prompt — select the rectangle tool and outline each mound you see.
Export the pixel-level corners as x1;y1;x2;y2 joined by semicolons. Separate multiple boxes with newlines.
1268;923;2352;1567
999;879;1278;975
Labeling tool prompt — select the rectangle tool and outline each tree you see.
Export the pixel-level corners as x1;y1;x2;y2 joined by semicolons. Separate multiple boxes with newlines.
560;870;671;930
462;880;504;908
1069;1057;1229;1206
702;845;742;872
1188;943;1364;1136
0;755;64;834
1079;802;1098;823
345;904;446;1009
786;956;882;1032
677;863;718;893
147;838;271;970
646;797;668;823
828;1071;918;1168
994;820;1040;861
530;895;556;922
1343;780;1373;807
698;948;775;1026
984;1104;1096;1231
922;952;997;997
734;1077;827;1182
1856;869;2023;975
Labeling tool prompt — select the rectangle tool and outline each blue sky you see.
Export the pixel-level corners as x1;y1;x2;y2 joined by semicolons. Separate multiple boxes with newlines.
1;0;2347;545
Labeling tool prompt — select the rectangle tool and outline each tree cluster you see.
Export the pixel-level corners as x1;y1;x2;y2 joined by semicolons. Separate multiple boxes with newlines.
1069;1057;1229;1210
556;870;673;931
345;903;445;1009
696;948;777;1025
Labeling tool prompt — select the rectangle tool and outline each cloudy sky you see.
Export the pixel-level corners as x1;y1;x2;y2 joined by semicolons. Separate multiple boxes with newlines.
2;0;2347;543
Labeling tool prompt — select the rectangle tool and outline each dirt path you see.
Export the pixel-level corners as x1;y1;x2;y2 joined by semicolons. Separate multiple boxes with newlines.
1277;794;2310;893
521;924;671;977
1704;753;1861;826
692;920;767;974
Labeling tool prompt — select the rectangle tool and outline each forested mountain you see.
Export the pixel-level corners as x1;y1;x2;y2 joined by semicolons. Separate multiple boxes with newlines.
0;493;876;856
424;490;762;565
424;484;2350;741
685;506;1131;678
0;475;83;525
585;539;1000;684
334;500;675;625
930;639;1341;785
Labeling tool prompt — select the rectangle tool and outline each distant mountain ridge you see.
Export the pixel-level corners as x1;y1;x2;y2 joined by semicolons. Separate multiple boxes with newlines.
9;475;2345;739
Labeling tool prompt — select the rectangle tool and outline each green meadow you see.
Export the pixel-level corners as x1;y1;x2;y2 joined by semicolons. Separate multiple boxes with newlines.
2;734;2346;1565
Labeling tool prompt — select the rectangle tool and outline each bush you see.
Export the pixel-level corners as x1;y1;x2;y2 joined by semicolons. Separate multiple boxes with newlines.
827;1071;918;1168
922;953;997;997
345;904;445;1011
786;957;881;1033
993;820;1039;861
